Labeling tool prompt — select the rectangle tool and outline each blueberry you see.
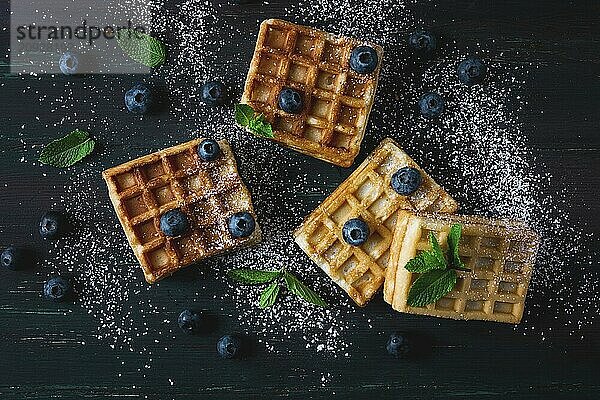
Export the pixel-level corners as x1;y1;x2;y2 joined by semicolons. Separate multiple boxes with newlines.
342;218;370;246
418;92;445;118
391;167;422;195
386;332;412;358
39;211;67;240
178;309;203;334
457;57;487;86
349;45;379;74
44;276;73;302
125;83;152;114
201;81;227;106
228;212;256;238
217;334;242;359
197;139;221;161
1;246;24;270
408;31;437;55
278;87;303;114
59;52;79;75
160;209;190;237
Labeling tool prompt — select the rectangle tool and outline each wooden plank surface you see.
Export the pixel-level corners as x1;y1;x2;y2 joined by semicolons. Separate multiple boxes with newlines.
0;0;599;399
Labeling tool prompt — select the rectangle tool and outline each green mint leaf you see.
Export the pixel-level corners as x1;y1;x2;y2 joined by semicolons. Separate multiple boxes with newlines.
406;269;457;307
259;281;280;308
234;104;275;138
405;250;446;273
283;271;328;308
227;269;280;285
234;104;254;127
116;28;166;68
447;223;468;270
39;130;95;168
249;117;274;138
429;232;446;267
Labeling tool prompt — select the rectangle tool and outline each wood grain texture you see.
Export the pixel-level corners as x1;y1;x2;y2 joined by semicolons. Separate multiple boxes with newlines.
0;0;599;399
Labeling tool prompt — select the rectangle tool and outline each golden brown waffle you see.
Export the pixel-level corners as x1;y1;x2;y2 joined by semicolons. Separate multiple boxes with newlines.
384;211;539;323
294;138;458;306
241;19;383;167
102;139;261;283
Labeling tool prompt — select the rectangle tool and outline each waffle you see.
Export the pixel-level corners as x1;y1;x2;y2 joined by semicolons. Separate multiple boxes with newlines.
384;211;539;323
293;138;458;306
241;19;383;167
102;139;261;283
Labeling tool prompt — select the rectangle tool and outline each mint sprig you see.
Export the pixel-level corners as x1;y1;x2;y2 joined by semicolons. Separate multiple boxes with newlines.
39;130;95;168
116;28;166;68
227;268;327;308
234;104;274;138
406;224;470;307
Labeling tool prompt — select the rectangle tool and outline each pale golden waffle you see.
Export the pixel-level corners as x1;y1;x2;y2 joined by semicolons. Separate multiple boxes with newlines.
293;138;458;306
102;139;261;283
241;19;383;167
384;211;539;323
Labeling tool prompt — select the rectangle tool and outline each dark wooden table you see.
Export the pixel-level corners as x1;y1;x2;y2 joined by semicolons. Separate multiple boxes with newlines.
1;0;599;398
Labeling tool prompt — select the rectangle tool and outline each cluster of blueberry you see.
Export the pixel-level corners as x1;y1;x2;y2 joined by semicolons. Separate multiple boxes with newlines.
277;45;379;114
158;139;256;239
341;166;422;246
408;30;488;119
1;212;74;302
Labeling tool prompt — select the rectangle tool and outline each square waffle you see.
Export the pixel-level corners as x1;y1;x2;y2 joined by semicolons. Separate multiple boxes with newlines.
293;138;458;306
102;139;261;283
384;211;539;323
241;19;383;167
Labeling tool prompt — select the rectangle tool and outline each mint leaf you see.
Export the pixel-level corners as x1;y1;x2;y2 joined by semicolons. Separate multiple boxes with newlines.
235;104;254;126
249;117;274;138
429;232;446;267
447;224;469;271
116;28;166;68
405;250;446;273
407;269;457;307
234;104;275;138
39;130;95;168
227;269;280;285
283;271;328;308
259;281;280;308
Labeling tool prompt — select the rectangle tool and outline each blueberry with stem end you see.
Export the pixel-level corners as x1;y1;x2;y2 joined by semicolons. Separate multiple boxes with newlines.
408;30;437;55
125;83;152;114
39;211;67;240
342;218;370;246
178;309;203;334
59;52;79;75
228;212;256;238
201;81;227;106
457;57;487;86
44;276;73;302
391;167;422;195
160;209;190;237
418;92;445;118
278;87;303;114
386;332;412;358
349;45;379;74
1;246;24;270
217;335;242;359
197;139;221;161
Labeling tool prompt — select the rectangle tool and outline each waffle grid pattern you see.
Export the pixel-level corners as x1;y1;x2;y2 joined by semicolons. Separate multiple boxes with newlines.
386;213;538;323
294;138;458;306
242;19;383;167
103;139;261;283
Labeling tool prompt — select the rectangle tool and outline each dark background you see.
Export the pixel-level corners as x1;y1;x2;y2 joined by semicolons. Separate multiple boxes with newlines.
1;0;599;399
